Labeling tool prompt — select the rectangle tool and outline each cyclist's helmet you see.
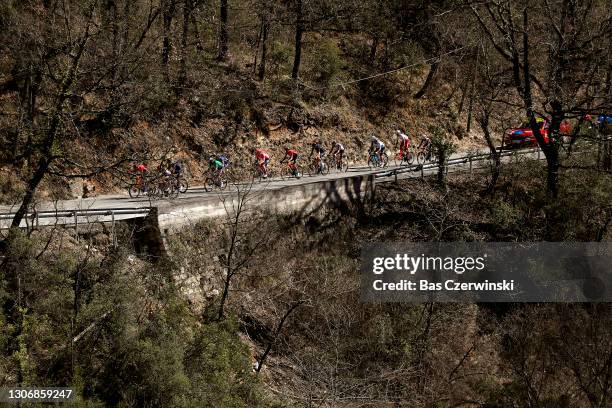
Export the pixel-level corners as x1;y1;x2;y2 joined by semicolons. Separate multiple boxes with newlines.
284;146;290;152
371;135;377;141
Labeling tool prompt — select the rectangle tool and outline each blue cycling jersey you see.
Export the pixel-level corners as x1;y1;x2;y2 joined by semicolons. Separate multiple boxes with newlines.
218;155;230;167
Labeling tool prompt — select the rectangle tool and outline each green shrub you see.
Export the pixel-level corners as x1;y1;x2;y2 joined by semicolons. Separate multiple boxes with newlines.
309;39;343;84
268;41;293;77
185;318;264;407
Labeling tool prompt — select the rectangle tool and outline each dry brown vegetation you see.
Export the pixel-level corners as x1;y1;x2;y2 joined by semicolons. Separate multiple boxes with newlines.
162;158;611;406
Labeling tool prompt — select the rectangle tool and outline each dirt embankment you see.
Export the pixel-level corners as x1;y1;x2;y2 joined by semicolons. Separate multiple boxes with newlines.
0;78;491;205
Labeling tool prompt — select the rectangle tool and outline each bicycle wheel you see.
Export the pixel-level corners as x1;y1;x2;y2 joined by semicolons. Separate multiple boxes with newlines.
253;170;262;182
128;184;141;198
178;179;189;193
168;179;180;198
381;152;389;167
307;163;317;177
262;168;273;180
147;185;162;200
320;161;330;175
405;152;414;165
204;177;215;192
280;166;289;180
282;166;298;180
340;160;349;172
416;152;426;164
218;176;228;190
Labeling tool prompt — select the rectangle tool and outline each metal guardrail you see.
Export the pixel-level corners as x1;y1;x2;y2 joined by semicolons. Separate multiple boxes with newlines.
0;207;151;220
0;207;151;231
1;145;595;230
371;147;542;180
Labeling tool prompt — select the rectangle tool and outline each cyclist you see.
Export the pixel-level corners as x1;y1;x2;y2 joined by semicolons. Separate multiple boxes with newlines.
309;140;326;173
395;129;411;159
170;159;183;178
217;154;230;170
254;148;271;178
330;141;345;168
153;159;175;196
417;134;432;161
208;156;224;176
132;163;148;191
370;136;386;161
156;159;172;177
280;146;300;176
134;163;148;174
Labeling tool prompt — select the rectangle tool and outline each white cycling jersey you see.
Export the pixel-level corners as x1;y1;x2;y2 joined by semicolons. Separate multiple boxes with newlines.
334;143;345;151
397;132;409;142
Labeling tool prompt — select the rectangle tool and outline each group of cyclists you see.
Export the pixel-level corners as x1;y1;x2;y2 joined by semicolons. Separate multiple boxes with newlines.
247;129;431;178
129;128;433;196
129;158;186;198
250;140;347;179
394;129;432;162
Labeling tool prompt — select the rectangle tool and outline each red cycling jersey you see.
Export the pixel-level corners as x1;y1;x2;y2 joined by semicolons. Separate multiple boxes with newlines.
136;164;147;173
286;149;298;157
256;149;270;161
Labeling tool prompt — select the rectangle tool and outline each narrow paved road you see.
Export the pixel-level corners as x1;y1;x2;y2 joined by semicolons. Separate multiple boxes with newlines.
0;147;541;229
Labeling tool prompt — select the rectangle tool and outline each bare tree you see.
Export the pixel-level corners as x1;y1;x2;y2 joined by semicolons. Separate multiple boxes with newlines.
291;0;304;80
9;5;95;230
216;181;272;320
255;300;305;372
469;0;612;197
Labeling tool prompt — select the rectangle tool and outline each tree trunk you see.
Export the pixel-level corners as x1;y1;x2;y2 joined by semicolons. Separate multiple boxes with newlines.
121;0;131;50
109;0;119;83
291;0;303;80
18;64;42;164
519;8;558;197
10;22;91;230
414;60;439;99
217;269;232;321
546;152;559;197
256;301;303;373
601;138;611;171
369;36;378;63
191;13;204;51
178;0;191;89
217;0;229;60
258;20;269;80
437;148;446;187
161;0;176;82
456;80;468;119
466;78;475;133
478;113;501;194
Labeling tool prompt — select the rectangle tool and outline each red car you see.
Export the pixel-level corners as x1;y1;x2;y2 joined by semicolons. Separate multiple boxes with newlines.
504;118;571;148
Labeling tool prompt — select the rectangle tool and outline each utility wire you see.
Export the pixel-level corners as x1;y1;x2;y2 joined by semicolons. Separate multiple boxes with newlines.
299;46;468;91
